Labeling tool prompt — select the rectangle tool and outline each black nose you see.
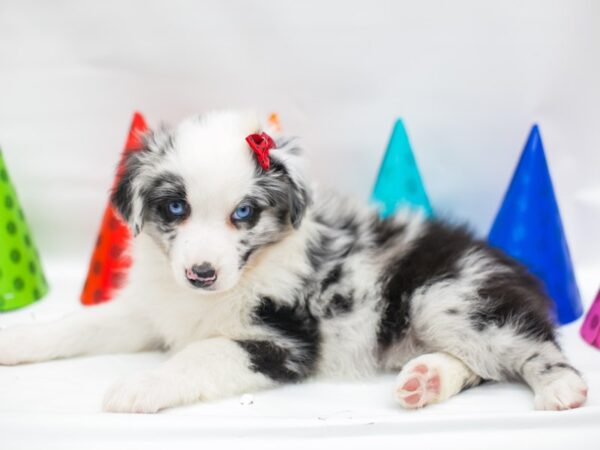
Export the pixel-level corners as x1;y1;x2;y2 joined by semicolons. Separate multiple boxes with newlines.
192;263;216;279
186;262;217;288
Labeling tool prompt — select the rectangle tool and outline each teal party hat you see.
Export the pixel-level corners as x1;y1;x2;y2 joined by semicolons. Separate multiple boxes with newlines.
371;119;433;218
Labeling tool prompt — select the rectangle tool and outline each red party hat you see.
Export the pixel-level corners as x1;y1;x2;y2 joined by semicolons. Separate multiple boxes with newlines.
80;112;148;305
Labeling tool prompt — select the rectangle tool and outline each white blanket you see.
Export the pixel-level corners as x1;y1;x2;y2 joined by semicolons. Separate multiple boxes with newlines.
1;261;598;449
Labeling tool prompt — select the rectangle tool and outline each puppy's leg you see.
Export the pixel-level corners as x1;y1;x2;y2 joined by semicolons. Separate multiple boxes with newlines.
520;341;588;411
410;285;588;410
395;352;481;408
103;337;280;413
0;300;158;365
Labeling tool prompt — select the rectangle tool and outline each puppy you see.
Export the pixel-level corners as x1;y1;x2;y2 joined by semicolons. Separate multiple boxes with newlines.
0;111;587;413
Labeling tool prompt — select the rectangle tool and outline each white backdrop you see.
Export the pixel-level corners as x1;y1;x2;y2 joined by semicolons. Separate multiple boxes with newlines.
1;0;599;293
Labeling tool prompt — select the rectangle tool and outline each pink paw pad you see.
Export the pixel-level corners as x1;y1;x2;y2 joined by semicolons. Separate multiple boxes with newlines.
395;363;442;409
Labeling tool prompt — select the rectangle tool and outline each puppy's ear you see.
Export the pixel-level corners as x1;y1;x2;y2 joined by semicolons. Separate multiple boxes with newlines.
271;140;311;229
112;125;174;235
111;151;145;236
287;168;310;229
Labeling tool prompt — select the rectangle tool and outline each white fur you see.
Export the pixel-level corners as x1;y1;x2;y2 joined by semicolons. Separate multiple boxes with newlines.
103;338;273;413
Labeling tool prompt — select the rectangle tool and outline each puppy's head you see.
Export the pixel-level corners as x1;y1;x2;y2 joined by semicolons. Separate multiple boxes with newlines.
111;111;310;293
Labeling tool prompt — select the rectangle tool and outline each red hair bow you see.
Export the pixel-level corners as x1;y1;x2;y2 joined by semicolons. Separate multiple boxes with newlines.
246;132;276;171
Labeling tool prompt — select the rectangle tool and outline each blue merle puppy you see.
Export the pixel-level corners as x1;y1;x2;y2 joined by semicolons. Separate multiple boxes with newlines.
0;111;587;413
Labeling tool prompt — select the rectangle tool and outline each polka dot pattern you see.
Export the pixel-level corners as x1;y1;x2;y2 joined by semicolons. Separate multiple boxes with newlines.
6;221;16;234
0;149;48;311
13;277;24;291
80;198;133;305
10;248;21;263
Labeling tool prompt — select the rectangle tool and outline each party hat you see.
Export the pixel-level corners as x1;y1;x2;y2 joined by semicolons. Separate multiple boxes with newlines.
581;288;600;349
80;112;148;305
371;119;433;218
0;149;48;311
488;125;582;324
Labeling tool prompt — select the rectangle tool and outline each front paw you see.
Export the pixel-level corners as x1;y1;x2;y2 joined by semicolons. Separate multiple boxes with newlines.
103;371;193;413
0;326;44;365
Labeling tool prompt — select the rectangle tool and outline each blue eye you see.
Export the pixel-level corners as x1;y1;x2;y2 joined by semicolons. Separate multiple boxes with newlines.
167;200;186;217
232;204;253;221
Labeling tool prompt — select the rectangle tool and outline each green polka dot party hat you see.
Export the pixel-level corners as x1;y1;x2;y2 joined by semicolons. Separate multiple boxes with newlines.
0;149;48;311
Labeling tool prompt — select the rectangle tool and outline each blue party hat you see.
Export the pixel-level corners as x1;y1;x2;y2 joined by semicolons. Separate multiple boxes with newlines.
488;125;582;324
371;119;433;218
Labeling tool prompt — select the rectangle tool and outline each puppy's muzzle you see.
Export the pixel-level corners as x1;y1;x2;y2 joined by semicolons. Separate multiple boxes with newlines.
186;263;217;288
